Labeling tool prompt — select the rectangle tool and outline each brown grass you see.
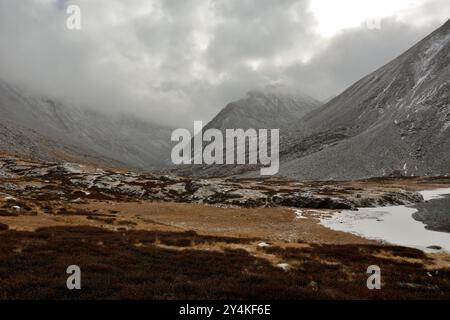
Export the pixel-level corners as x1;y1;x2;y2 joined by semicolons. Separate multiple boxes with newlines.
71;201;376;245
2;160;450;300
0;226;449;300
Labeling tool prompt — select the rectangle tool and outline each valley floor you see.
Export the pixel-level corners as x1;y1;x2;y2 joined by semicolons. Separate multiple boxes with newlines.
1;154;450;299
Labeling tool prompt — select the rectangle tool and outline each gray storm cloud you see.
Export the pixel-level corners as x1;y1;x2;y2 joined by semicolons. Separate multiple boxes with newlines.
0;0;448;127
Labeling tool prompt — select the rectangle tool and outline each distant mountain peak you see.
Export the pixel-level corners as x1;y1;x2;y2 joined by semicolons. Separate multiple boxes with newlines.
442;18;450;30
205;90;321;131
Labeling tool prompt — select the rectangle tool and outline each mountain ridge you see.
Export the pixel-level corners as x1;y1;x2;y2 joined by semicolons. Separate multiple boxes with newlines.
0;79;174;170
276;19;450;180
204;89;321;131
171;89;321;177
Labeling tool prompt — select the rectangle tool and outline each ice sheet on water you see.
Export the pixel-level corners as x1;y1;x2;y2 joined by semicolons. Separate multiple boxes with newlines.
320;188;450;252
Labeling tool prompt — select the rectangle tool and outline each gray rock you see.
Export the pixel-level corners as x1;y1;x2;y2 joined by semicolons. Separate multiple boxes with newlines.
164;183;187;195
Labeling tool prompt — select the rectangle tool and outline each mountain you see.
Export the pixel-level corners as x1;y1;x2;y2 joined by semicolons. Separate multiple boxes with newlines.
0;79;173;169
278;19;450;180
204;89;321;131
172;89;321;177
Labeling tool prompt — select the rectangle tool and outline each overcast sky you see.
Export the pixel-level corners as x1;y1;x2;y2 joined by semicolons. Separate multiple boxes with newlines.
0;0;449;127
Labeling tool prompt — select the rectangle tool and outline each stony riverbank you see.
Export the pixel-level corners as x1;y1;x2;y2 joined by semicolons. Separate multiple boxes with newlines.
0;155;429;214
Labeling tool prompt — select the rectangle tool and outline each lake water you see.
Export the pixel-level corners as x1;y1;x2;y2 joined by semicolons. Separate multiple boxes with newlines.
320;188;450;252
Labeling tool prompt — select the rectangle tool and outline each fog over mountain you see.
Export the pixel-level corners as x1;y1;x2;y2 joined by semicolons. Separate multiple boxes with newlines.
0;1;449;178
0;79;173;169
0;0;448;127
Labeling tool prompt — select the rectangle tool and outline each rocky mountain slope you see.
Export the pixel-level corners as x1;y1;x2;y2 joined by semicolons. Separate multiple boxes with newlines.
277;19;450;180
0;79;173;170
204;89;321;131
174;89;321;177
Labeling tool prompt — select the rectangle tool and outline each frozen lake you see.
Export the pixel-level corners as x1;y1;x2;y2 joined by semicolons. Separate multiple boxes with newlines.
320;188;450;252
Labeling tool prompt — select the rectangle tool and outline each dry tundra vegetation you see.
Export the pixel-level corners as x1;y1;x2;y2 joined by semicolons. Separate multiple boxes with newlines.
1;153;450;299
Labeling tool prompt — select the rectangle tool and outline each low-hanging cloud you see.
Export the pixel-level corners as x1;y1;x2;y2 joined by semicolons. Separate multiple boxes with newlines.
0;0;448;127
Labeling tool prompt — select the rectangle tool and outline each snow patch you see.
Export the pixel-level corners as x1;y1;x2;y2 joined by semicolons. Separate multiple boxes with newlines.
420;188;450;201
276;263;290;271
294;209;308;219
258;242;271;248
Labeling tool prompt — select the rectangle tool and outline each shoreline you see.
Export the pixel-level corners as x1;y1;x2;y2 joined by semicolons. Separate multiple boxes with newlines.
319;188;450;252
